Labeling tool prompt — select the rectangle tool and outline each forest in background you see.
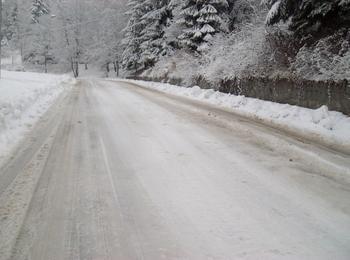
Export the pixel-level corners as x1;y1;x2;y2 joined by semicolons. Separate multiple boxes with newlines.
1;0;350;84
1;0;128;77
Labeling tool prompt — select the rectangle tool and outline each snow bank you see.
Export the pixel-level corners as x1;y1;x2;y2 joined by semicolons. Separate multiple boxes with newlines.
0;70;72;162
119;79;350;151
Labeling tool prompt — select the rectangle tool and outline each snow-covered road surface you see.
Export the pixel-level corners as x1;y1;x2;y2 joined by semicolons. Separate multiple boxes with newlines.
1;79;350;260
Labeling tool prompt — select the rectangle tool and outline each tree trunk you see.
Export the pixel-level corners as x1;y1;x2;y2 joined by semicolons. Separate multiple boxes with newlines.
85;63;88;70
44;56;48;73
75;62;79;77
44;45;49;73
20;44;24;65
71;60;79;78
0;0;2;78
71;61;76;78
106;63;110;77
114;61;120;77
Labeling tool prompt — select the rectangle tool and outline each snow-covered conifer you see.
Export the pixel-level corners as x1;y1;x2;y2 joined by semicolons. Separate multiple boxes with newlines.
138;0;172;68
31;0;49;24
264;0;350;39
122;0;172;71
178;0;229;52
2;2;19;44
122;0;149;71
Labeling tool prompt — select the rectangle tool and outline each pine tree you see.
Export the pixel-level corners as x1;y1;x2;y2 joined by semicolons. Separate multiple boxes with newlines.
31;0;49;24
3;2;19;43
138;0;172;68
26;0;52;72
178;0;229;52
264;0;350;39
122;0;149;71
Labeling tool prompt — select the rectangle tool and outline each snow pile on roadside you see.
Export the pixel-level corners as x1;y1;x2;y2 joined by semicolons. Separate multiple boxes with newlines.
0;70;72;162
120;79;350;150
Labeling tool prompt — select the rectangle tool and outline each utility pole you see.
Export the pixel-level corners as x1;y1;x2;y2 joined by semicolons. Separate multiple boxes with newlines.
0;0;2;79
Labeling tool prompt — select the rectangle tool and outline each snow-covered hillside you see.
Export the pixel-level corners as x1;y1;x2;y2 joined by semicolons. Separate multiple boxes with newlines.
0;71;72;164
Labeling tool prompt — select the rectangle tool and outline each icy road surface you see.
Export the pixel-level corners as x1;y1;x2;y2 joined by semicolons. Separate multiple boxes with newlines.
1;80;350;260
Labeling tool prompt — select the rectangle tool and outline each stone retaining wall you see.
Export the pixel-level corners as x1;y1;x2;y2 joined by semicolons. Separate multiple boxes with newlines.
128;75;350;115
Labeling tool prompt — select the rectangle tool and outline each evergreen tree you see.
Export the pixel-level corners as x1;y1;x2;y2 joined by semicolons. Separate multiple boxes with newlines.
264;0;350;39
3;2;19;44
122;0;149;71
138;0;172;68
25;0;52;72
31;0;49;24
178;0;229;52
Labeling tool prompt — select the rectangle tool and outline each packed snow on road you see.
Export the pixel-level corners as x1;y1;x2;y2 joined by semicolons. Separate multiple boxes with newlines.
117;79;350;152
0;76;350;259
1;0;350;259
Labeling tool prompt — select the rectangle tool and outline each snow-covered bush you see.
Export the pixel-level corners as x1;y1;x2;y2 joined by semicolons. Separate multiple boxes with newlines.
142;50;200;85
196;22;267;82
292;31;350;81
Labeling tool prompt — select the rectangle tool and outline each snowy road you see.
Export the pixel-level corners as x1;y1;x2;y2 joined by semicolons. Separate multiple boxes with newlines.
1;79;350;259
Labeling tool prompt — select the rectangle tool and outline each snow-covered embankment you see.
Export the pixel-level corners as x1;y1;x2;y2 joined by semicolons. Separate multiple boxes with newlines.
0;70;72;163
119;79;350;153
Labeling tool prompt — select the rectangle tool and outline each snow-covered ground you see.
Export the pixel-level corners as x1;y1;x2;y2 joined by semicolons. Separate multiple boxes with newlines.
2;79;349;259
117;79;350;153
0;70;72;164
